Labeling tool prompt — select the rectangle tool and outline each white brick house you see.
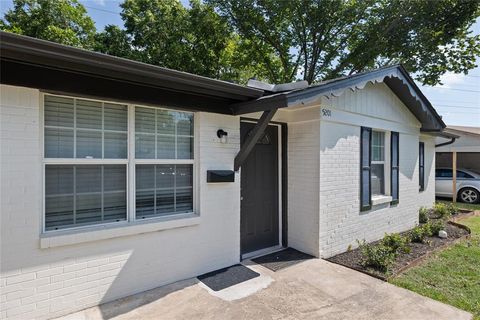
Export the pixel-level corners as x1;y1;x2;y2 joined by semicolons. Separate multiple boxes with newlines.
1;32;444;320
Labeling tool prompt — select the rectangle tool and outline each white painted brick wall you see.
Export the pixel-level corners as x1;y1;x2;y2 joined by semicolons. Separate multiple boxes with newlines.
317;83;436;258
319;121;425;257
418;135;436;209
287;120;320;256
0;85;240;320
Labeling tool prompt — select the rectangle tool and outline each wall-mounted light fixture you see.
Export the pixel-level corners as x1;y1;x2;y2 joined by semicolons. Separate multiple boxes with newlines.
217;129;228;143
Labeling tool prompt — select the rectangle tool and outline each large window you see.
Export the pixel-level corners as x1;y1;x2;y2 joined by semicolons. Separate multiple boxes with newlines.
43;95;195;232
371;131;385;196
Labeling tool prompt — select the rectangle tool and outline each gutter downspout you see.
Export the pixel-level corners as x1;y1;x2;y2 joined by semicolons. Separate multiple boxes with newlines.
435;137;456;148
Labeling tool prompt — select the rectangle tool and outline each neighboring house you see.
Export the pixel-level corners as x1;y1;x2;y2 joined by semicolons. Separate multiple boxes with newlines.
436;126;480;173
0;32;445;320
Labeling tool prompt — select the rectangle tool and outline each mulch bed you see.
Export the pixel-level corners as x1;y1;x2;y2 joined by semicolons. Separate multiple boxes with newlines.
327;213;472;281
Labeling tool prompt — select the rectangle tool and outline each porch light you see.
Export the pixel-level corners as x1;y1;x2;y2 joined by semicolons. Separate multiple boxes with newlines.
217;129;228;143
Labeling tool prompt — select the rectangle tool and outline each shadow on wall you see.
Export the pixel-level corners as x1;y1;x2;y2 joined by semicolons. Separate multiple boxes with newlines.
1;228;204;319
96;227;207;319
319;124;418;206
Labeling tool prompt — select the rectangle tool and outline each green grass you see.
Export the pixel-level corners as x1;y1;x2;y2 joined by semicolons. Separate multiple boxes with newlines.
390;215;480;319
436;198;480;212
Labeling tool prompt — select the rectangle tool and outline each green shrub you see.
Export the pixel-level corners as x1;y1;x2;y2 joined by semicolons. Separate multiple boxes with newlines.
446;203;458;216
381;233;410;254
429;220;445;236
434;202;451;219
419;207;429;223
358;240;396;272
410;224;431;243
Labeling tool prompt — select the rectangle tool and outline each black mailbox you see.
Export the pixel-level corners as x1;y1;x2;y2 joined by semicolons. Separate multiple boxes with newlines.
207;170;235;183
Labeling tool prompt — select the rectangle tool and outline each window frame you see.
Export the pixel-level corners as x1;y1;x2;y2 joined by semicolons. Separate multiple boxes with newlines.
41;93;197;234
370;130;391;197
131;105;196;221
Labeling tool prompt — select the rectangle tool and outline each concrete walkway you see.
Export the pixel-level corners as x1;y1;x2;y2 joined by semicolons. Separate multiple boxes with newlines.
60;258;472;320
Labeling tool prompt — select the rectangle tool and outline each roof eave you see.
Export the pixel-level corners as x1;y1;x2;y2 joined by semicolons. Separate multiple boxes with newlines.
231;65;446;131
0;31;264;102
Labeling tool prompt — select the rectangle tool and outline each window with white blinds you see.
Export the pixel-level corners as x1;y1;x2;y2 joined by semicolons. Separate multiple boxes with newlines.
136;164;193;219
43;94;195;232
134;107;194;219
44;95;128;159
45;165;127;231
135;107;193;159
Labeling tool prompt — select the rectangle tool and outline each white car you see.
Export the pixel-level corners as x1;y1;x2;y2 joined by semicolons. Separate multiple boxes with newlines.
435;168;480;204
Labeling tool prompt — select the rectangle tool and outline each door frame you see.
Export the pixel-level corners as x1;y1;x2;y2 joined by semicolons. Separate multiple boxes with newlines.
240;118;288;259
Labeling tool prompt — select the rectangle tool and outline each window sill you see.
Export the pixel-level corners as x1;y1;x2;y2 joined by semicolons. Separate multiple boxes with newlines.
371;195;393;206
40;213;200;249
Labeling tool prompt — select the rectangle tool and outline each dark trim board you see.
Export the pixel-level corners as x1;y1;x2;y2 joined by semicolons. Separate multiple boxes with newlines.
0;31;263;101
360;127;372;212
240;117;288;249
1;60;235;114
281;122;288;247
234;110;277;171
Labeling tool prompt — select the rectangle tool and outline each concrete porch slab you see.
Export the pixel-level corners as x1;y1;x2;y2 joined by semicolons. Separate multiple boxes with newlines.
58;259;472;320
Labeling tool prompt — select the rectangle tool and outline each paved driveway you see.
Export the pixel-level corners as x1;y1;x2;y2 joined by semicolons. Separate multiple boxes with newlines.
61;258;472;320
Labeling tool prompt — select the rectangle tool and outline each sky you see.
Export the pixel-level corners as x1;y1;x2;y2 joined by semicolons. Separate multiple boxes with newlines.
1;0;479;127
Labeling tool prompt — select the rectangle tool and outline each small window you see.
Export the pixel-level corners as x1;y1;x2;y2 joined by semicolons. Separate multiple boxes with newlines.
371;131;385;195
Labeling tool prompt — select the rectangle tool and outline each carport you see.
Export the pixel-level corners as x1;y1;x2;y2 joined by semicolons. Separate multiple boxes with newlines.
436;126;480;202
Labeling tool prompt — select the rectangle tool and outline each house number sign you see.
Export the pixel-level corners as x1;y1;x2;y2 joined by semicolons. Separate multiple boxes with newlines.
321;108;332;117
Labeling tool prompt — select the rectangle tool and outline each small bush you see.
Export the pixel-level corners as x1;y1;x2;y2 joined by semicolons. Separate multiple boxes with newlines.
429;220;445;236
434;203;451;219
446;203;458;216
381;233;410;254
419;207;429;223
410;224;431;243
358;240;396;272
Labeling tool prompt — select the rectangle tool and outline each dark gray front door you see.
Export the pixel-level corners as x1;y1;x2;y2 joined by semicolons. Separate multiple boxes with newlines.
240;122;279;254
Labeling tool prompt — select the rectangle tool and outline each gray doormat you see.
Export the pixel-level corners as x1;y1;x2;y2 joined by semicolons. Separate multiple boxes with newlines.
197;264;260;291
252;248;314;271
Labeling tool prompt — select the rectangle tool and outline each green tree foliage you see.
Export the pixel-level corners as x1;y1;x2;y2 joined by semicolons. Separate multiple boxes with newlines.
208;0;480;84
2;0;479;85
94;25;138;60
119;0;239;79
0;0;96;49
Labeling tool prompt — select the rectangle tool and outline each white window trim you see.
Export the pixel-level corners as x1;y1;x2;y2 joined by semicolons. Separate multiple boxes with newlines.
371;129;391;200
40;93;198;239
132;105;196;222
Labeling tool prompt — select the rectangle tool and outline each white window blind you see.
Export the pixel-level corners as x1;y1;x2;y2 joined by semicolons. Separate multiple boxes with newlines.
43;95;195;232
44;96;128;159
134;107;194;219
45;165;127;231
136;164;193;219
135;107;193;159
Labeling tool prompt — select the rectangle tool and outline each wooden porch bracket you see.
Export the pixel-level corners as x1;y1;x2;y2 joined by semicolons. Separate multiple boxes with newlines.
234;108;277;171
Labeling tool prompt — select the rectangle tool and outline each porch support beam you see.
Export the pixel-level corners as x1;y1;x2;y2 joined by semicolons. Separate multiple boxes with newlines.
452;151;457;203
234;108;277;171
